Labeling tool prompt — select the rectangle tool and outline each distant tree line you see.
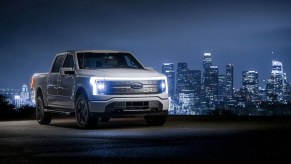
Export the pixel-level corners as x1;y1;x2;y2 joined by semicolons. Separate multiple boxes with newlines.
258;101;291;116
0;95;35;120
213;101;291;116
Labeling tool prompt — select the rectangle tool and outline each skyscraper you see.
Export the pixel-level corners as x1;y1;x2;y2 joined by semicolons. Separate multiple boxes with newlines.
225;64;234;99
242;71;259;102
266;78;276;102
203;65;219;108
188;70;201;107
176;63;188;94
162;63;175;98
203;53;212;69
284;82;291;102
283;73;290;102
218;75;226;102
265;60;289;102
271;60;284;101
178;92;195;115
176;63;198;114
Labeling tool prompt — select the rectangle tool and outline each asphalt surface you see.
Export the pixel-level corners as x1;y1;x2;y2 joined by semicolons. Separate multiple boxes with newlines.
1;115;291;163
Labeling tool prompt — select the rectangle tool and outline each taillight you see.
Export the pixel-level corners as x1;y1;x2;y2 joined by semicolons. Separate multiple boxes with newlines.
30;77;34;90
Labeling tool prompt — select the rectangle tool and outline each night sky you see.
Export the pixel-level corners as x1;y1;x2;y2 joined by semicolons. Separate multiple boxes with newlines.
1;0;291;89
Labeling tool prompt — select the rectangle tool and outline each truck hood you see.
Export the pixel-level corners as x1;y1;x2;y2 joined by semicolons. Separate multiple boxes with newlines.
77;68;165;79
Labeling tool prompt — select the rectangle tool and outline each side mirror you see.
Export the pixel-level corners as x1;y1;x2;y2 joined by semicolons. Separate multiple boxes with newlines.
60;67;75;76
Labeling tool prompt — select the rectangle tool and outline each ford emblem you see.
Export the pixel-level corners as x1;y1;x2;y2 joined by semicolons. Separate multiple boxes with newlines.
131;82;143;89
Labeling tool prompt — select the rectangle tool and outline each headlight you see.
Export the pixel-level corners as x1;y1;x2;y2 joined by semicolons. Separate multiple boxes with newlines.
90;77;105;95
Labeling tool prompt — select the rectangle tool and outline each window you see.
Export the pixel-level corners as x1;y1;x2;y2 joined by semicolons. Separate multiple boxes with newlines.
63;55;74;68
77;53;144;69
124;55;139;68
51;55;65;73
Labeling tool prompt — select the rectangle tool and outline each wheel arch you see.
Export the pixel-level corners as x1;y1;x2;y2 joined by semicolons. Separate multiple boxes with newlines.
36;87;43;98
75;86;89;102
35;87;47;105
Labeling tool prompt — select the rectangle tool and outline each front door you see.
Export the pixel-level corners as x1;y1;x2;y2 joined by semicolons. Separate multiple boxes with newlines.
47;55;65;106
57;54;75;109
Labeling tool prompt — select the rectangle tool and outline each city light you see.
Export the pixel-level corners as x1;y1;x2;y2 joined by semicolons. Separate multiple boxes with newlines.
14;95;20;99
162;53;291;116
0;84;34;109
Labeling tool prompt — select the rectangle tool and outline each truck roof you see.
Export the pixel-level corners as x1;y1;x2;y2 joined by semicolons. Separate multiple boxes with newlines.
61;50;130;54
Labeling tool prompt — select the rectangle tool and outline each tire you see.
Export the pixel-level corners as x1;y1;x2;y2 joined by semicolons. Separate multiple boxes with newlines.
36;95;52;125
75;95;98;129
144;115;167;126
100;117;110;122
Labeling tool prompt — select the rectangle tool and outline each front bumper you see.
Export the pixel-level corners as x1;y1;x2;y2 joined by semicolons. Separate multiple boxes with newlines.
88;96;169;117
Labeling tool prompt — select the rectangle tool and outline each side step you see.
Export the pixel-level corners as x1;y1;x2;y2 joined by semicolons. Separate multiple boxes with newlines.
44;109;71;116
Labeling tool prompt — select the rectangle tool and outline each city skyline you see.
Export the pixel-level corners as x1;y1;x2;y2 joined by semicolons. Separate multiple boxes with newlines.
1;0;291;89
161;54;289;89
162;53;289;94
162;53;291;115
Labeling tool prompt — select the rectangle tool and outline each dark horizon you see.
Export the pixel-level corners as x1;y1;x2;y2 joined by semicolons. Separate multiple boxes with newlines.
1;0;291;89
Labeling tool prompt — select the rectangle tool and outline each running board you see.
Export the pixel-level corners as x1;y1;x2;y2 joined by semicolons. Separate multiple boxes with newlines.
44;109;71;116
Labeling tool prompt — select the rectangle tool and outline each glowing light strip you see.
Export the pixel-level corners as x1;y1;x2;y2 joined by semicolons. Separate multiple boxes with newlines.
104;77;166;81
164;78;168;94
90;76;168;95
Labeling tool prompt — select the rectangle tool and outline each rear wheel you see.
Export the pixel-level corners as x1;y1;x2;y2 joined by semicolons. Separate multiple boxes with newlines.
144;115;167;126
36;95;52;125
75;95;98;129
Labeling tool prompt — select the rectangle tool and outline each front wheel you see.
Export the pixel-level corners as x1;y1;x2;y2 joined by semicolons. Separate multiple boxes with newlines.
36;96;52;125
75;95;98;129
144;115;167;126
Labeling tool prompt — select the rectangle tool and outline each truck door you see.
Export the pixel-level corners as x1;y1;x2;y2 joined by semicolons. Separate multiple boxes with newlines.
57;54;75;109
47;55;65;106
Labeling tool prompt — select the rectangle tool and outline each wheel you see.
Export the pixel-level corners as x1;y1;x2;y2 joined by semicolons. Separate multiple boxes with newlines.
100;117;110;122
144;115;167;126
75;95;98;129
36;95;52;125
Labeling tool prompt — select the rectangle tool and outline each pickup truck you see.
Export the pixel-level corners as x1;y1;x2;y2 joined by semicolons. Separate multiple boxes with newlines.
30;50;169;128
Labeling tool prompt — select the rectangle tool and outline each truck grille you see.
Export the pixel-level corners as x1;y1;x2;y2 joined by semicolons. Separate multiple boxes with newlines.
114;101;149;110
105;101;163;112
105;80;162;95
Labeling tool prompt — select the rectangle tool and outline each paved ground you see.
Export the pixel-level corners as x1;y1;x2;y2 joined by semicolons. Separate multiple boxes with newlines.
1;115;291;163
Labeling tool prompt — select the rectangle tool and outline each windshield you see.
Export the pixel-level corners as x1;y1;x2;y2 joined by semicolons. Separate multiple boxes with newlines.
77;53;144;69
